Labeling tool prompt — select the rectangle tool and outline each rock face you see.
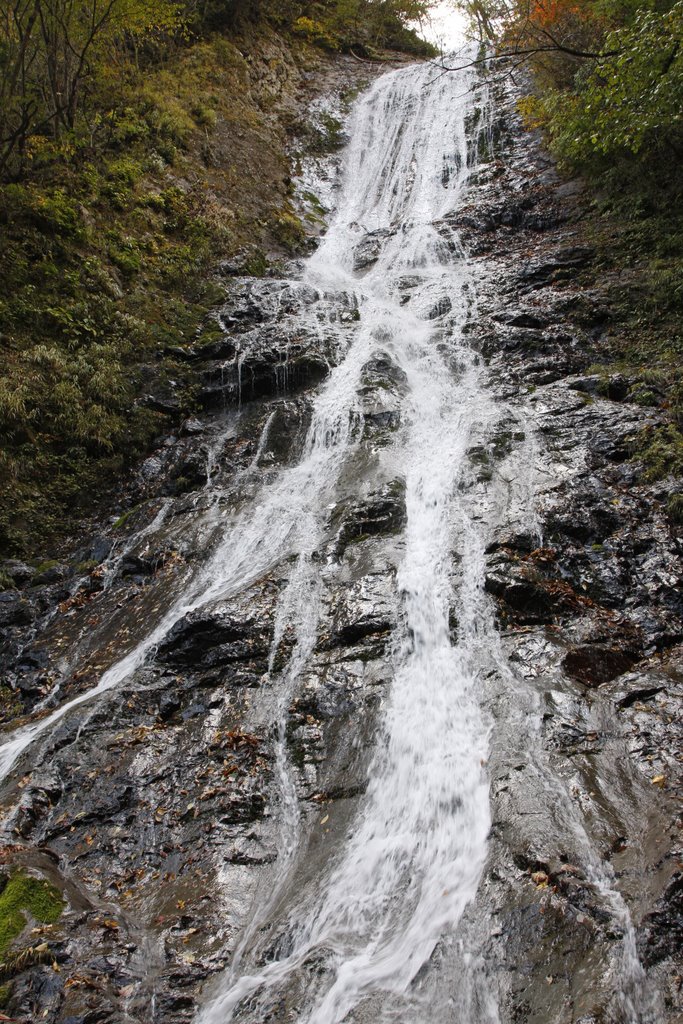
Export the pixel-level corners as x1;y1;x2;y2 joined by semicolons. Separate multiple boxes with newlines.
454;78;682;1024
0;65;680;1024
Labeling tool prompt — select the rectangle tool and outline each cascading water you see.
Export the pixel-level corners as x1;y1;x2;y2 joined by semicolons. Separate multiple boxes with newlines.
194;52;510;1024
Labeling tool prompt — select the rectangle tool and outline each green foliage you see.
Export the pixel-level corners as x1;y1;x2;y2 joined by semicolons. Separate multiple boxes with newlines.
0;0;438;556
637;424;683;482
293;16;339;48
0;873;64;958
667;493;683;523
289;0;437;54
543;3;683;168
0;0;185;179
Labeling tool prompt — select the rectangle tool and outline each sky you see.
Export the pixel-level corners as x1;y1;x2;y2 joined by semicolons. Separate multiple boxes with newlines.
415;1;471;52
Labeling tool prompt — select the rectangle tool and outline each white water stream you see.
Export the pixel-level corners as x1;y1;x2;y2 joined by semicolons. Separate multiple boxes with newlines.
196;53;505;1024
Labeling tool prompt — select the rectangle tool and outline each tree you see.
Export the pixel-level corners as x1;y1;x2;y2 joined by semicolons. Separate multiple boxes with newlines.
0;0;183;178
450;0;682;171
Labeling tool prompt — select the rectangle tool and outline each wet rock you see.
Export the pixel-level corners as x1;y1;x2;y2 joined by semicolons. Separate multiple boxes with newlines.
1;559;36;588
33;562;70;586
638;872;683;967
485;531;537;554
426;296;452;319
323;572;395;648
566;374;602;396
485;561;558;624
155;992;196;1014
199;343;329;410
615;683;664;708
138;455;165;485
87;536;114;565
159;612;269;668
7;965;64;1021
333;482;406;555
546;493;620;544
495;311;546;329
562;644;635;686
516;246;593;289
119;553;161;577
352;229;393;270
606;374;630;401
192;336;237;361
180;417;206;436
158;692;182;721
168;451;208;494
0;590;36;627
358;352;406;438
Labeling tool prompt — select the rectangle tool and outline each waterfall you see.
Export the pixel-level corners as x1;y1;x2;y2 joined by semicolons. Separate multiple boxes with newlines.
195;52;507;1024
0;44;662;1024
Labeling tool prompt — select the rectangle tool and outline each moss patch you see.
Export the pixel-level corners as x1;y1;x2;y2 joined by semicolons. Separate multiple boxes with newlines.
0;873;64;958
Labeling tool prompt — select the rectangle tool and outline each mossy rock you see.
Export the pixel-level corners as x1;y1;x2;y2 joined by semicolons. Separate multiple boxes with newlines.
667;493;683;525
0;872;64;959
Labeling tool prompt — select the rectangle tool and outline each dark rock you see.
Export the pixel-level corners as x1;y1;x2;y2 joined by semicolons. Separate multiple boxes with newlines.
352;229;393;270
426;296;452;319
517;246;593;289
334;482;406;555
180;417;206;436
546;499;620;544
155;993;196;1014
0;590;36;627
8;964;63;1019
158;693;182;720
616;685;664;708
181;702;209;720
192;336;237;361
485;571;557;623
497;311;546;329
120;554;157;577
562;644;635;686
199;347;328;409
638;872;683;967
485;531;538;554
158;610;270;668
138;455;165;484
140;392;181;415
606;374;630;401
33;563;70;586
568;375;602;396
1;559;36;588
168;452;208;493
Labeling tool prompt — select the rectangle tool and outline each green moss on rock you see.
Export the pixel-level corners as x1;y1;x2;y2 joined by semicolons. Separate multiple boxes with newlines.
0;873;64;958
